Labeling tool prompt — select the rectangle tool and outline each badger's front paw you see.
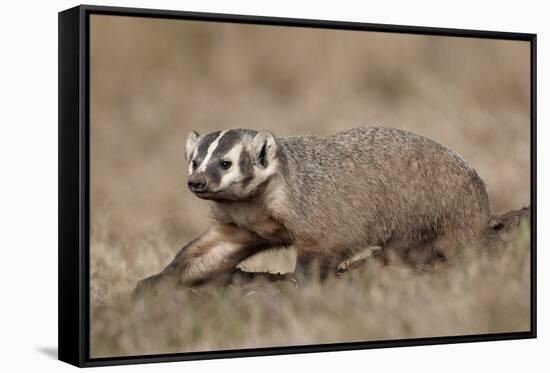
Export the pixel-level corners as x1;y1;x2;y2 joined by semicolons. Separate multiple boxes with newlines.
133;273;178;298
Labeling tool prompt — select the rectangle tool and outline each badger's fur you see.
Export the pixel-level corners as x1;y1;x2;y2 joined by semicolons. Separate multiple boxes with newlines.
135;127;525;293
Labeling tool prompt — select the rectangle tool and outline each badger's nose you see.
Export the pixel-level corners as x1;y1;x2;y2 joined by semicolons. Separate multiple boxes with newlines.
188;177;208;192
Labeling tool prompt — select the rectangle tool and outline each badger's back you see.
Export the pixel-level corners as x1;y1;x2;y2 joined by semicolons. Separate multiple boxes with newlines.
277;127;491;262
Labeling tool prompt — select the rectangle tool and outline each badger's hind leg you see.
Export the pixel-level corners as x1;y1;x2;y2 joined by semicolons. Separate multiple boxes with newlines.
373;235;447;269
134;224;280;296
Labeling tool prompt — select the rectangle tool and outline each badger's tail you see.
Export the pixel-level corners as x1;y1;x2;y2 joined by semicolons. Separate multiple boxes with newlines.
482;206;531;248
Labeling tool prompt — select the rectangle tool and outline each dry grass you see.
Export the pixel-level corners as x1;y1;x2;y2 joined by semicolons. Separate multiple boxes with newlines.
88;15;531;357
90;224;530;357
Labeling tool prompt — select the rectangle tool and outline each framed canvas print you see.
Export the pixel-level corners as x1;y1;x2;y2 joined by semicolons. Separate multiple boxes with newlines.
58;4;537;367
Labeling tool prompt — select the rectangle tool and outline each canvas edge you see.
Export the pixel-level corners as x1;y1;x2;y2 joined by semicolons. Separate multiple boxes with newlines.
59;5;86;368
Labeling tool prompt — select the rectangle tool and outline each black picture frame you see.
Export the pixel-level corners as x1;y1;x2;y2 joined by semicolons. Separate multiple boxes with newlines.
58;4;537;368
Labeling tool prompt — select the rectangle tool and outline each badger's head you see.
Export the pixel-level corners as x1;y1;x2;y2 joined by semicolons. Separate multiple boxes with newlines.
185;129;280;201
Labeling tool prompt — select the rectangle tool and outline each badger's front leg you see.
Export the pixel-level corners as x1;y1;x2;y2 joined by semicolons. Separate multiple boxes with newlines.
134;224;275;296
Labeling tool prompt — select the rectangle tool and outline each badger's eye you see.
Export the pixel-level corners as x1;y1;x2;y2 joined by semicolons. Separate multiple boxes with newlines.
191;160;197;169
220;160;232;170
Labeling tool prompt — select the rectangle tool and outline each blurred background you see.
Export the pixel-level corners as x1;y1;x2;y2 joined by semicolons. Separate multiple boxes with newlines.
89;15;531;357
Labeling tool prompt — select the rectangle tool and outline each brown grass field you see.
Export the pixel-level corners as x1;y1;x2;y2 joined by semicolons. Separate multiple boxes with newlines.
88;15;531;357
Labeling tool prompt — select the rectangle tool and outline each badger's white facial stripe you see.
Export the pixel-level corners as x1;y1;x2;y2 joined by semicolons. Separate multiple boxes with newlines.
197;130;227;173
217;144;244;190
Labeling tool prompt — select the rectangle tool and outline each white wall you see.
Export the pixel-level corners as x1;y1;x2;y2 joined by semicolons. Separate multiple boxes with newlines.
0;0;546;371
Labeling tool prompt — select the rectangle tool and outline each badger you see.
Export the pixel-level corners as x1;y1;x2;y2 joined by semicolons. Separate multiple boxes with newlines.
135;127;527;293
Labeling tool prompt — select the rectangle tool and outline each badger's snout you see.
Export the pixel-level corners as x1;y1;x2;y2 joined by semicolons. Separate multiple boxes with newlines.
188;174;208;193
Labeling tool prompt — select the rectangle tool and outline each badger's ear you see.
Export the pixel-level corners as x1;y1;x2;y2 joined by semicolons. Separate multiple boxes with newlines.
185;131;200;161
252;130;277;168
